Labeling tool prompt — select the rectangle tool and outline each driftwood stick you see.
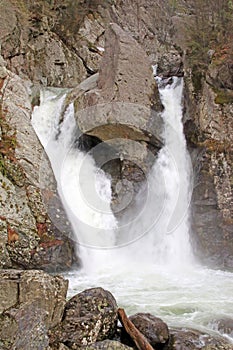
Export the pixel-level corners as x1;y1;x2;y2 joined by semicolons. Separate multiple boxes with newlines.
118;308;154;350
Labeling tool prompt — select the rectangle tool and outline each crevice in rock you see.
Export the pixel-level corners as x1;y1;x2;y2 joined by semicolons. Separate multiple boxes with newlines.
76;51;97;76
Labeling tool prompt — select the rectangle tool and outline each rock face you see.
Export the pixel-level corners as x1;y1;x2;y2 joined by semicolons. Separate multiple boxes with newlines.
184;58;233;268
0;269;68;350
0;0;86;88
129;313;169;347
50;287;118;349
0;69;76;271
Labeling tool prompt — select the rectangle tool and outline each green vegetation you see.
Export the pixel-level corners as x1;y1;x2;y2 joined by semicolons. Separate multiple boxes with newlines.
182;0;233;93
214;89;233;105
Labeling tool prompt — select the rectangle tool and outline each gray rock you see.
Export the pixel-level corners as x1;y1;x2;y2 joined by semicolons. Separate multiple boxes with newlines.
0;269;68;350
212;318;233;337
0;301;49;350
164;328;232;350
0;71;76;271
72;23;163;216
50;287;118;349
129;313;169;347
0;0;86;87
74;23;163;144
184;74;233;269
84;340;133;349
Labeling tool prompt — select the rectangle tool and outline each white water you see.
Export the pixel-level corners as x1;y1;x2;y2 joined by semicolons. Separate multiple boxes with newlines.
32;81;233;343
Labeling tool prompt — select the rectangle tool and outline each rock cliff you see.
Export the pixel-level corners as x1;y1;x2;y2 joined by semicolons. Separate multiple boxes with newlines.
0;0;232;269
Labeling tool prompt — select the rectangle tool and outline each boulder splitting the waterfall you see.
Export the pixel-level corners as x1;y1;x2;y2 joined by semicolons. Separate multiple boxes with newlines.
71;23;163;215
73;23;163;150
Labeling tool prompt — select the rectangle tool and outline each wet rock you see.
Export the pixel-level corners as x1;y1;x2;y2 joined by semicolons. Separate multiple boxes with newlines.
84;340;133;349
50;287;118;349
212;318;233;337
129;313;169;347
164;328;232;350
0;269;68;350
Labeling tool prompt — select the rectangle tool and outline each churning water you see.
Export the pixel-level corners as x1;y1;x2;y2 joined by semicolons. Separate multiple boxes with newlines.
32;79;233;343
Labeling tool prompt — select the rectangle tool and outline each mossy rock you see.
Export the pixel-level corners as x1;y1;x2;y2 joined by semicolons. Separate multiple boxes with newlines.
214;88;233;104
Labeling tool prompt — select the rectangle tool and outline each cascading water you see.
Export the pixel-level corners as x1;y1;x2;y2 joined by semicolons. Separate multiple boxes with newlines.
32;80;233;343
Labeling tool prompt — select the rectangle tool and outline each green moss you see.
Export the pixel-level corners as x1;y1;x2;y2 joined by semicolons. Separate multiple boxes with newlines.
214;89;233;104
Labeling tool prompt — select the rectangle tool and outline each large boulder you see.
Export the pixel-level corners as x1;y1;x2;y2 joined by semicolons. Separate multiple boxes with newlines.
72;23;163;216
50;288;118;349
74;23;163;145
129;313;169;347
0;70;76;271
0;269;68;350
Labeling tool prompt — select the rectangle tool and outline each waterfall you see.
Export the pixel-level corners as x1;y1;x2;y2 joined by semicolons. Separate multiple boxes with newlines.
32;80;233;341
32;89;118;272
32;77;193;270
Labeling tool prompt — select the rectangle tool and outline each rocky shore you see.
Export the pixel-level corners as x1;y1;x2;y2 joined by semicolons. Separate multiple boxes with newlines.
0;269;232;350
